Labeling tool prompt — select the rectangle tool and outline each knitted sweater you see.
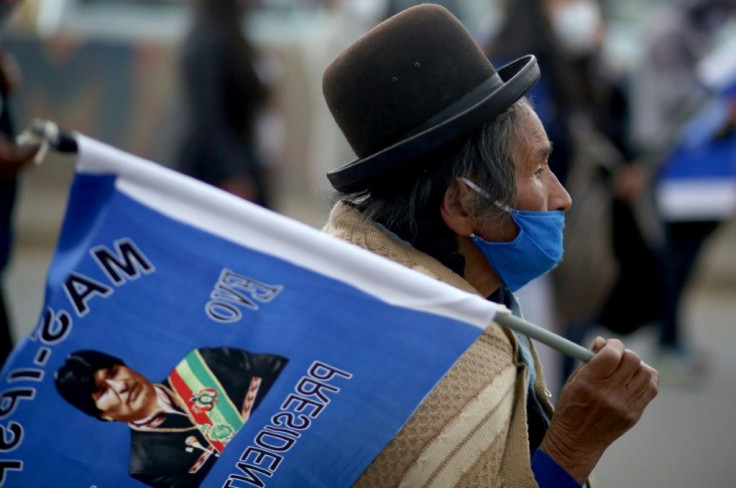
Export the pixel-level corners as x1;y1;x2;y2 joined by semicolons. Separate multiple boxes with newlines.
323;202;557;487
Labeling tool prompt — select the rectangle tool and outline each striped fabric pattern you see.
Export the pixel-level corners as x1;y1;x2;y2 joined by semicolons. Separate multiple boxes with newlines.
399;365;517;487
169;350;244;453
325;203;548;488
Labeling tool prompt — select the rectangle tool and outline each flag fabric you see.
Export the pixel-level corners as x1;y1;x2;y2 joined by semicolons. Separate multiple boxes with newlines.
0;134;498;487
655;78;736;222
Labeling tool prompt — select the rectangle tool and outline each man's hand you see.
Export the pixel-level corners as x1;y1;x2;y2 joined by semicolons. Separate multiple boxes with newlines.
0;135;39;179
540;337;659;484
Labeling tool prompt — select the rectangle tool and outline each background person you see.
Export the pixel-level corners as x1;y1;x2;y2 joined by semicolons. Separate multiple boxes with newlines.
321;5;658;486
630;0;736;378
175;0;272;207
0;0;39;369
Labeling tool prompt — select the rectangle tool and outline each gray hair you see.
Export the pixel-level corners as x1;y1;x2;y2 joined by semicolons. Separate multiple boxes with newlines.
334;97;532;274
455;97;532;226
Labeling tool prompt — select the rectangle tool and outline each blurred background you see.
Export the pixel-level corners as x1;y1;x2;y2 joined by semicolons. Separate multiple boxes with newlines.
2;0;736;485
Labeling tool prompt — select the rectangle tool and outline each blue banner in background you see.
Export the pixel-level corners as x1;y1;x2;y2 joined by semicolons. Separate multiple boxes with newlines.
655;86;736;221
0;135;496;487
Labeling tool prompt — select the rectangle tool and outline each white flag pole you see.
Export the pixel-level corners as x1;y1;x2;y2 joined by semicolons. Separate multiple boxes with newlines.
493;307;595;363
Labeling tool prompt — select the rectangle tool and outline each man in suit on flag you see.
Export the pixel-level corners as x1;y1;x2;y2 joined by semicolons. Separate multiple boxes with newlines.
55;347;288;487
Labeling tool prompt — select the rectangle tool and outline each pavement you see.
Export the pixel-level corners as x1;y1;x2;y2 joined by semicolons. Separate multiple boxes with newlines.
4;156;736;486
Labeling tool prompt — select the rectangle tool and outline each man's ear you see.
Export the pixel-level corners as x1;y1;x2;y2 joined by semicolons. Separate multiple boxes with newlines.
440;178;475;237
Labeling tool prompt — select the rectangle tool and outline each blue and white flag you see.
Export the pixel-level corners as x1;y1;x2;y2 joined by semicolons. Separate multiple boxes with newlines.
0;135;498;487
656;77;736;222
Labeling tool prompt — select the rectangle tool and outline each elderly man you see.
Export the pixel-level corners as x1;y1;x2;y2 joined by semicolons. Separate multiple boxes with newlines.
55;347;288;488
321;5;658;487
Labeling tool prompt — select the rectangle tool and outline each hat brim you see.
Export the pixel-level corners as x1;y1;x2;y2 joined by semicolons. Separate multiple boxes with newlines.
327;55;540;193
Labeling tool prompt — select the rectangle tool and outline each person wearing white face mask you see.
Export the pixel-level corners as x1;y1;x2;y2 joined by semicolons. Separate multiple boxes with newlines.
547;0;605;58
321;5;659;487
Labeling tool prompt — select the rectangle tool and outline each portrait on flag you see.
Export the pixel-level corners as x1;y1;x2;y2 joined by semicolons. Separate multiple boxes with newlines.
54;347;288;487
0;133;496;487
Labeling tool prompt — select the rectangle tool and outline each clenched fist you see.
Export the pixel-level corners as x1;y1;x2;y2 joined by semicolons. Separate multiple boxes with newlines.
540;337;659;483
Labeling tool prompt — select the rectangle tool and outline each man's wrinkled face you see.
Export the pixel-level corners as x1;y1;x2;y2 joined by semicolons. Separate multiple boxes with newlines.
511;105;571;214
475;104;572;243
92;363;157;423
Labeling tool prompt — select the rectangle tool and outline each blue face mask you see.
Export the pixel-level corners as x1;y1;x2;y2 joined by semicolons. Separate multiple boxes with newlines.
461;178;565;292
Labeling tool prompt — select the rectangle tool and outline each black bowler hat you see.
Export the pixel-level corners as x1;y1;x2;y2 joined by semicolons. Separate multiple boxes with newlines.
323;4;540;193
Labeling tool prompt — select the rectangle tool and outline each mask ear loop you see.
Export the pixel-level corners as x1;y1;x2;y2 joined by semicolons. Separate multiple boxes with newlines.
459;177;514;213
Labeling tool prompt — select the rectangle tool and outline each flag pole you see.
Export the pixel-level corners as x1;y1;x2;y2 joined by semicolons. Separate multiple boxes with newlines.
493;307;594;363
16;119;78;165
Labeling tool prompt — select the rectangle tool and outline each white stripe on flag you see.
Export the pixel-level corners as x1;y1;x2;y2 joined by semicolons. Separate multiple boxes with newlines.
656;179;736;221
74;134;497;331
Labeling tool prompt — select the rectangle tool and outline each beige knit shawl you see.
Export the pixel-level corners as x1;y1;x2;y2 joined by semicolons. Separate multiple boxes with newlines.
323;203;560;488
